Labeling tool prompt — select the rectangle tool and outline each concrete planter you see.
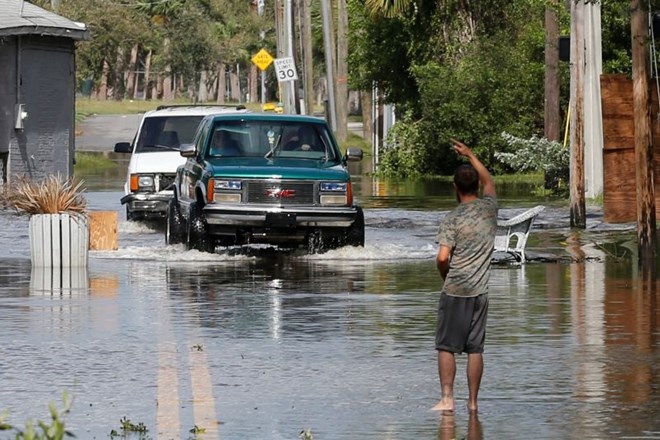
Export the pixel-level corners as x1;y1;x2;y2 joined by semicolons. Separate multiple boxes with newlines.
29;213;89;268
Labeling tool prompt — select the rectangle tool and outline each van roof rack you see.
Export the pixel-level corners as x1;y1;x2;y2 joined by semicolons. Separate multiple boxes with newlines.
155;104;247;111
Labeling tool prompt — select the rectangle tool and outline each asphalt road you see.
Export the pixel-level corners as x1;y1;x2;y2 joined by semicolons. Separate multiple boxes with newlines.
76;114;143;152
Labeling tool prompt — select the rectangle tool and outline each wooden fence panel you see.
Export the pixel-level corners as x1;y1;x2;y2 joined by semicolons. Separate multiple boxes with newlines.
601;73;660;222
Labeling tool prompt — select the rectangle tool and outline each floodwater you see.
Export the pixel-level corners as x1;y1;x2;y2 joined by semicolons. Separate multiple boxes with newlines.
0;158;659;440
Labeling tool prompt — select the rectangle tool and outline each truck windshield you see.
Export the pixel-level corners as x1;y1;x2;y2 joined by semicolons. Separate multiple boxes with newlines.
205;120;340;161
135;116;204;153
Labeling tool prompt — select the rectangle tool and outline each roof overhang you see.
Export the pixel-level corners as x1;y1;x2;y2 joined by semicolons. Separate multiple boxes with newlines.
0;25;89;40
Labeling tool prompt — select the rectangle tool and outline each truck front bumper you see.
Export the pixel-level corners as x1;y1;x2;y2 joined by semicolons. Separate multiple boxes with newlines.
203;204;358;229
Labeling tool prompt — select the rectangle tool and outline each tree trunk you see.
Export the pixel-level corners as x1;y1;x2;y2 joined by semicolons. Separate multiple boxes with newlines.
114;47;125;100
126;44;139;100
249;64;258;103
162;38;174;101
335;0;349;142
360;90;373;142
230;67;241;102
198;70;208;102
155;75;163;100
544;2;561;142
569;0;586;228
98;58;109;100
217;63;226;103
144;50;152;100
631;0;657;260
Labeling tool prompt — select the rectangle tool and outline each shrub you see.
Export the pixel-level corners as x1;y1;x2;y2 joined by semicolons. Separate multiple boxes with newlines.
495;132;569;195
2;175;86;215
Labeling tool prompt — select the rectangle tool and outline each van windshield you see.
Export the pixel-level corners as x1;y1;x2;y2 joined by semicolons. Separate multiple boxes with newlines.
135;116;204;153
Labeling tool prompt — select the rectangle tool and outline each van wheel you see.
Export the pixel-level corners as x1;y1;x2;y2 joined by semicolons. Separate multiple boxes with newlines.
187;202;214;253
166;199;186;245
126;207;139;222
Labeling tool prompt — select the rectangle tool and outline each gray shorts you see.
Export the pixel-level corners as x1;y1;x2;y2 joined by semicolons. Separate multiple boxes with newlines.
435;292;488;354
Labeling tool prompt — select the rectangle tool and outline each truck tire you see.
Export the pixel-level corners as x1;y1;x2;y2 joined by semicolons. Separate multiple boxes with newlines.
344;206;365;247
187;201;214;253
166;199;186;245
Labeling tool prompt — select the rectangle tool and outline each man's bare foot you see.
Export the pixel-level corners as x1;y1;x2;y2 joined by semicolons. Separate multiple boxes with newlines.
431;398;455;412
467;403;478;412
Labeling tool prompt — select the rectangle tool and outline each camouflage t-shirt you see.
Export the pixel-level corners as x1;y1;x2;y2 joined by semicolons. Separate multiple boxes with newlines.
436;196;498;297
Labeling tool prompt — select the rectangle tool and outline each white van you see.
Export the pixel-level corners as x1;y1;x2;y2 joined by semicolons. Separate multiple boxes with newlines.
114;105;247;221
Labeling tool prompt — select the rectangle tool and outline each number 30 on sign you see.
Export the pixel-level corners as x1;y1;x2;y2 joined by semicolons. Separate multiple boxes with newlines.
274;57;298;82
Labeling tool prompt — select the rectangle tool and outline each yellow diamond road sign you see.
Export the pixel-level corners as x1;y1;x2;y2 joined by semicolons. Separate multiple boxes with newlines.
252;48;274;71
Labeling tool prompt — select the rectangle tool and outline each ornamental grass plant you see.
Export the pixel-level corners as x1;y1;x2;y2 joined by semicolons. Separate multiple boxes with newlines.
2;175;86;215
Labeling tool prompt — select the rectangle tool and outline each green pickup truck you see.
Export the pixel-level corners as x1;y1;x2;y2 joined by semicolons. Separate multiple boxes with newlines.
166;112;364;253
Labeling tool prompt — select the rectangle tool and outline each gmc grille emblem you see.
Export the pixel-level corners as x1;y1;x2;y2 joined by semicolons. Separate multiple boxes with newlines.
266;188;296;199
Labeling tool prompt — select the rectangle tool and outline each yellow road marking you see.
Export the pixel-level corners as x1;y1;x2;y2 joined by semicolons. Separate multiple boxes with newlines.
189;344;220;439
157;343;181;440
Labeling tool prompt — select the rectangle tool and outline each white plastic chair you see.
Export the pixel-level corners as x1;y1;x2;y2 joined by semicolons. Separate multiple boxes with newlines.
493;205;545;263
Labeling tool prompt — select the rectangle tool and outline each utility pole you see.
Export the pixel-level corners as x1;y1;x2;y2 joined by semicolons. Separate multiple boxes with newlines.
321;0;337;131
335;0;349;142
258;0;266;105
631;0;657;260
284;0;296;113
569;0;586;228
301;0;314;115
275;0;295;113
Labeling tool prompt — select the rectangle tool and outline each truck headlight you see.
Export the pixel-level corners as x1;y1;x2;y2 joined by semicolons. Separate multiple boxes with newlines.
320;181;350;206
215;180;243;190
320;182;347;192
208;179;242;203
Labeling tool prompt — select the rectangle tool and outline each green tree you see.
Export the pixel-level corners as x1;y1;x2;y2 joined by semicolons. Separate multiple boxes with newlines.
351;0;546;176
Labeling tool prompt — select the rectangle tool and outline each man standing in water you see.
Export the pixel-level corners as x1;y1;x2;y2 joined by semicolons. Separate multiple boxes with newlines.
433;138;498;413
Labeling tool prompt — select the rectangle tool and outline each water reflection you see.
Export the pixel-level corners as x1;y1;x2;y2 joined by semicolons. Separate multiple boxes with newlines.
2;157;660;438
438;412;483;440
30;266;89;294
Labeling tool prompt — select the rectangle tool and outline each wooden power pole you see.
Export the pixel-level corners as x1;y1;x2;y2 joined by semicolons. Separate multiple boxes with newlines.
321;0;337;131
301;0;314;115
570;0;586;228
335;0;349;142
631;0;657;260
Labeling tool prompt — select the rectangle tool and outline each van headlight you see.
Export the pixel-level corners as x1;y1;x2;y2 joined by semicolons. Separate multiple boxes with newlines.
130;174;154;191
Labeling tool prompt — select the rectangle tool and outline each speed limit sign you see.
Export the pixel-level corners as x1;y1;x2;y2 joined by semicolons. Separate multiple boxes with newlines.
274;57;298;82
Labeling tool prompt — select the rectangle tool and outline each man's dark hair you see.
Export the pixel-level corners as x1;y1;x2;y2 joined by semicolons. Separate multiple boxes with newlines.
454;164;479;195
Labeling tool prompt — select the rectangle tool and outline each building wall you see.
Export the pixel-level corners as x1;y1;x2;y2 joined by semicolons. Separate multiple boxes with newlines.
0;38;16;184
0;37;16;152
8;35;75;181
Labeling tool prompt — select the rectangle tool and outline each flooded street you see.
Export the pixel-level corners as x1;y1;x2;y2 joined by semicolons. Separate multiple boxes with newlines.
1;159;659;439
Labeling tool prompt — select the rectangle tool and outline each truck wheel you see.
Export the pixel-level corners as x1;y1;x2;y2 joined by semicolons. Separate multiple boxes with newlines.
306;231;339;254
344;206;365;247
126;206;139;222
187;202;214;253
166;199;186;245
